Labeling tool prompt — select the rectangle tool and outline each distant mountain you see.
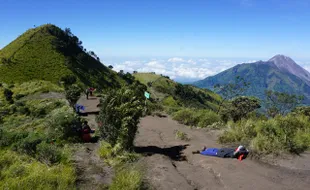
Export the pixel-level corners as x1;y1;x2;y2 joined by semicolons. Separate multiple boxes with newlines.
193;55;310;103
0;24;124;89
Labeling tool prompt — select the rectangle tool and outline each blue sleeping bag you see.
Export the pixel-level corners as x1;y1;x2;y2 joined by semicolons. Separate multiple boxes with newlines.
200;148;219;156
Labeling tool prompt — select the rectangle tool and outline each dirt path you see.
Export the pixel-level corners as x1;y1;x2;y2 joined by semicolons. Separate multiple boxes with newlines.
135;116;310;190
73;95;114;190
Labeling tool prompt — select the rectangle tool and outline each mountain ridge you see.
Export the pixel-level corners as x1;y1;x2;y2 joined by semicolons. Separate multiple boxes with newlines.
194;55;310;104
0;24;124;89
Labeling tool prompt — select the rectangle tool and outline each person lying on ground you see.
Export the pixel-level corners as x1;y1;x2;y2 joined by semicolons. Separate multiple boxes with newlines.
192;145;249;161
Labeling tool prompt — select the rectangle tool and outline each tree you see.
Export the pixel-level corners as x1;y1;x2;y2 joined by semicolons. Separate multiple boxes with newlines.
64;27;72;36
214;76;250;114
265;90;304;117
65;85;81;109
108;65;113;69
60;75;77;87
3;88;13;103
133;71;138;74
97;57;100;62
229;96;261;122
96;86;144;150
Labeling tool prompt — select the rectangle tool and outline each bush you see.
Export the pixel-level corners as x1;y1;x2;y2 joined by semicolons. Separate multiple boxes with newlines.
46;106;82;142
174;130;190;141
65;85;81;108
109;165;144;190
0;150;75;190
36;142;62;165
98;141;140;166
219;115;310;155
173;108;220;128
173;108;199;126
4;88;13;103
15;133;45;156
197;110;221;128
97;86;144;150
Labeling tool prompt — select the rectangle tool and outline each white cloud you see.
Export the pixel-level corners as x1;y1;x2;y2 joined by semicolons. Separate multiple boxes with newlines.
146;61;165;69
168;57;185;62
108;57;270;82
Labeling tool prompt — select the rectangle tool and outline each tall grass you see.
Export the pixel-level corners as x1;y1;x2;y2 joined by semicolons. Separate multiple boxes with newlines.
0;150;76;190
109;165;144;190
219;114;310;154
172;108;221;129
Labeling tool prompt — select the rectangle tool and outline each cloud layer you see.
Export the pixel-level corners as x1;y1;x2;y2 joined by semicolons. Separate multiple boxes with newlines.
103;57;310;82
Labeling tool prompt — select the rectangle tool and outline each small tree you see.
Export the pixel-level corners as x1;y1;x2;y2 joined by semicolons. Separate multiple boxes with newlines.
229;96;261;122
60;75;77;87
96;86;144;150
265;90;304;117
65;85;81;108
214;76;250;114
3;88;13;103
108;65;113;69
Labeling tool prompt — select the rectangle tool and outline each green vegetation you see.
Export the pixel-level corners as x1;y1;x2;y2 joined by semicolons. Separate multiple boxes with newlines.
133;73;221;111
109;165;144;190
0;24;124;89
0;150;75;190
174;130;190;141
96;84;145;150
172;108;221;129
0;81;78;189
98;141;140;166
219;114;310;155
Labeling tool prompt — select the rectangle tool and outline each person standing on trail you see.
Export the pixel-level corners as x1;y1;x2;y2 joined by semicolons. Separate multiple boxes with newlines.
192;145;249;161
85;88;90;99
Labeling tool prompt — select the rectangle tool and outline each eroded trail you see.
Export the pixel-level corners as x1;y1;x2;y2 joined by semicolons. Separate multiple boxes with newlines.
73;95;114;190
135;116;310;190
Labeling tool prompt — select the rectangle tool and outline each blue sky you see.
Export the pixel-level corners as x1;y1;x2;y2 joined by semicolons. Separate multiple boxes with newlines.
1;0;310;81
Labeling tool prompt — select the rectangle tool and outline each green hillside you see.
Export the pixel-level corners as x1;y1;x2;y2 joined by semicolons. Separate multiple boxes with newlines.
194;62;310;104
133;73;221;111
0;24;124;89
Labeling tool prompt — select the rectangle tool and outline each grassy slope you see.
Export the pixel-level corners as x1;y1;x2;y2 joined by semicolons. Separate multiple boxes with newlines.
0;24;124;89
133;73;221;110
0;81;76;189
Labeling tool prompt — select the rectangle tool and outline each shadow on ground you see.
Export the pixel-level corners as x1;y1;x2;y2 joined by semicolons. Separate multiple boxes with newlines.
134;144;189;161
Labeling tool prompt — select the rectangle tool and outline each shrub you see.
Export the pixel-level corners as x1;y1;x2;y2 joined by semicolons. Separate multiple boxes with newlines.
172;108;198;126
219;115;310;155
15;133;45;156
36;142;62;165
60;75;77;87
98;141;140;166
109;165;144;190
97;86;144;150
15;93;26;100
4;88;13;103
197;110;221;128
65;85;81;108
46;106;82;142
174;130;190;141
0;150;76;190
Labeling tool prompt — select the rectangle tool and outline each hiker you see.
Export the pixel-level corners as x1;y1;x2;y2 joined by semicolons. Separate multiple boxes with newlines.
85;88;90;99
81;121;92;142
89;87;95;96
81;121;95;142
192;145;249;161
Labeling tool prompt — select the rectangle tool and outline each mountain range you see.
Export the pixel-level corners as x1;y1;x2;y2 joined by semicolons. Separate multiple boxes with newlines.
194;55;310;104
